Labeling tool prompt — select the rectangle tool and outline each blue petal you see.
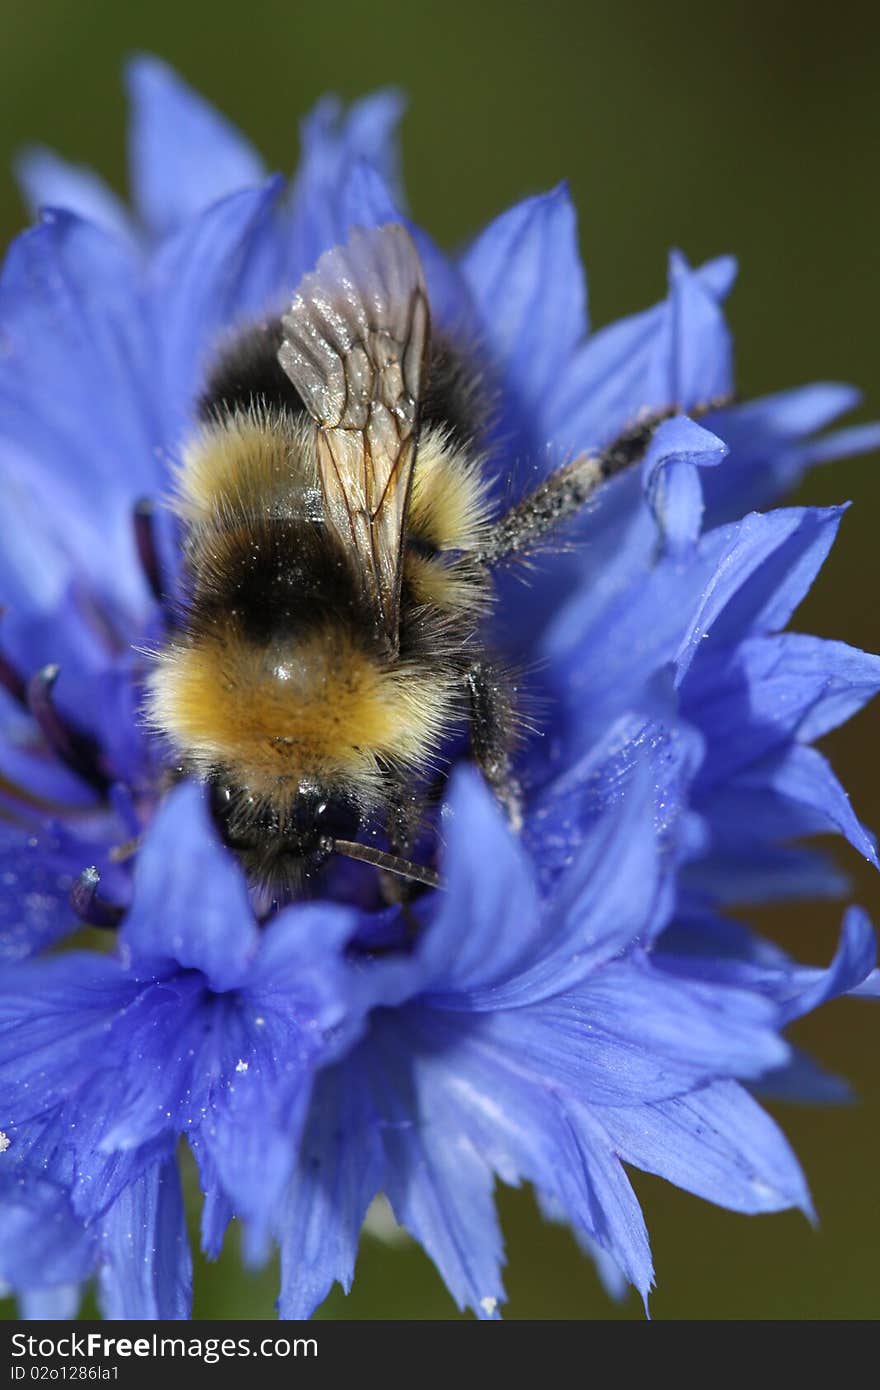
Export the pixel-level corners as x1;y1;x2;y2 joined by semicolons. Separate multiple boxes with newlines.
757;1051;852;1105
601;1080;813;1218
277;1054;386;1319
0;687;103;809
201;904;370;1241
247;902;363;1039
94;988;308;1243
539;534;718;750
148;179;285;442
454;959;788;1105
417;766;541;997
399;1009;653;1300
0;953;132;1120
0;212;159;625
779;906;877;1022
541;508;830;755
795;420;880;468
296;156;473;334
657;907;795;970
640;415;727;557
850;970;880;998
718;382;861;439
194;1148;233;1260
535;748;668;972
0;1178;95;1290
655;908;875;1021
674;506;844;681
486;723;699;1008
0;819;79;961
190;1008;315;1253
247;895;383;1067
486;428;658;659
126;56;264;239
368;1019;507;1319
545;254;734;459
461;186;587;433
0;214;157;497
97;976;230;1150
15;146;134;244
700;744;877;867
287;90;405;279
1;1077;173;1228
654;249;734;407
686;634;880;787
97;1157;192;1319
692;255;738;299
18;1284;82;1320
552;1103;654;1305
111;904;359;1230
684;842;849;905
702;382;867;520
281;1020;508;1320
428;716;702;1015
121;781;258;990
328;156;400;227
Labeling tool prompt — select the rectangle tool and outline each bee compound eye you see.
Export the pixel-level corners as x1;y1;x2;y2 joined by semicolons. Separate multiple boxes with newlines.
308;795;361;843
207;779;235;828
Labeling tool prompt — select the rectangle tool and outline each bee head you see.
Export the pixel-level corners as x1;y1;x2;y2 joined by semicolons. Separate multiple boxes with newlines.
209;776;363;885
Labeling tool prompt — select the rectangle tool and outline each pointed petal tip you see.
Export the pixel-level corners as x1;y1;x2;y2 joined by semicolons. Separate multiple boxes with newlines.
125;53;265;239
700;253;739;299
544;178;575;205
123;49;165;81
669;248;738;300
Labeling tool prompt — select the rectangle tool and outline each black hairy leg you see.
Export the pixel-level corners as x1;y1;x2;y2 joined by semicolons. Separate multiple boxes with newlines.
476;398;732;565
465;659;522;831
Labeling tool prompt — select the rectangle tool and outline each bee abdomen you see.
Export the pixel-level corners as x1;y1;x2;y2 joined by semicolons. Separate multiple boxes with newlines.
184;514;371;648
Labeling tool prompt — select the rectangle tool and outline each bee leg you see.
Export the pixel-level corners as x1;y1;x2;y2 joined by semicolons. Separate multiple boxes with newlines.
476;397;732;565
465;660;523;831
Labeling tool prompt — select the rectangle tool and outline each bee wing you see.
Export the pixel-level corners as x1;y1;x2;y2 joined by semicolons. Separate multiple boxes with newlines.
278;223;430;651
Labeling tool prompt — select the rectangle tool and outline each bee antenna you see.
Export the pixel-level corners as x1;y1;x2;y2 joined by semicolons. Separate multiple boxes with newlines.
324;838;441;891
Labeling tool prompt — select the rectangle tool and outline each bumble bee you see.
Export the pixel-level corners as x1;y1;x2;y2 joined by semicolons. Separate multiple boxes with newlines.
147;224;684;899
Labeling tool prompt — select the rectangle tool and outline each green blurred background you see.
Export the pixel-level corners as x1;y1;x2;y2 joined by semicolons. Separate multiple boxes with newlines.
1;0;879;1320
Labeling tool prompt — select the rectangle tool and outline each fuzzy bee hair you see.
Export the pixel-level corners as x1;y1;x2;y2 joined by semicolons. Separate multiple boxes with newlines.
149;415;490;803
146;223;698;898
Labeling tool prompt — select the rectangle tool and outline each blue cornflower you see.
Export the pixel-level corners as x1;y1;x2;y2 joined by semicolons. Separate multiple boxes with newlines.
1;57;878;1318
0;781;369;1317
2;728;872;1318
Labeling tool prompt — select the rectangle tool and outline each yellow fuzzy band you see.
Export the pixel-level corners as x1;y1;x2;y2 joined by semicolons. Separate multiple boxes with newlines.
145;624;456;804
